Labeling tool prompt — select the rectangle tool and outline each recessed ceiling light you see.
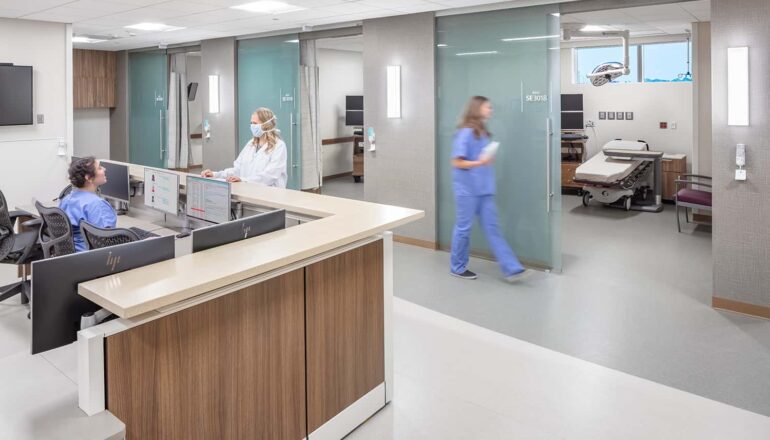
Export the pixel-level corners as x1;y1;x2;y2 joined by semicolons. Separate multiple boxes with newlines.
73;36;106;43
437;44;447;47
231;1;305;14
125;23;185;32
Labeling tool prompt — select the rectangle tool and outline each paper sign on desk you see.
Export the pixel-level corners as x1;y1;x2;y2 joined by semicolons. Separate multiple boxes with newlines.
480;141;499;161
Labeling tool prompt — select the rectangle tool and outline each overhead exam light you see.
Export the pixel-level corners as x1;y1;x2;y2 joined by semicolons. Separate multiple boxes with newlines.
563;26;631;86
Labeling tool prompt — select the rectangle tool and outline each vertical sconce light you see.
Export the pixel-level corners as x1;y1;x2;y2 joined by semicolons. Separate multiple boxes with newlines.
727;47;749;126
208;74;220;114
386;65;401;119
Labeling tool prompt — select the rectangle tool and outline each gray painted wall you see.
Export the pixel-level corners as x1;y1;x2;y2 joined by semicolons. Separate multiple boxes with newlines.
201;37;238;172
711;0;770;307
110;51;129;162
74;108;110;159
363;13;436;242
693;22;712;177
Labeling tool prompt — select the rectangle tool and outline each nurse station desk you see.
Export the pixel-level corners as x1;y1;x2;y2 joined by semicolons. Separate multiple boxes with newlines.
75;162;423;440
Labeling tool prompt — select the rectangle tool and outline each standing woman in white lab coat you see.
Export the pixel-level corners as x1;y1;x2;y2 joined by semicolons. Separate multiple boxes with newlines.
201;107;288;188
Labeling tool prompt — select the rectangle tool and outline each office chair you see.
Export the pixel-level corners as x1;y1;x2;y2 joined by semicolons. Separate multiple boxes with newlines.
35;201;76;258
0;189;43;304
675;174;712;232
54;184;73;202
80;221;139;250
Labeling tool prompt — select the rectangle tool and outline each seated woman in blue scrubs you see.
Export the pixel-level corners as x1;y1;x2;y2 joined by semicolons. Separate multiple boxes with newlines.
450;96;532;283
59;156;117;252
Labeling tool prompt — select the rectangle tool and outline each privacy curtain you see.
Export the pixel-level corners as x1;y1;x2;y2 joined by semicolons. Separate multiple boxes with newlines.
167;53;190;169
300;39;322;190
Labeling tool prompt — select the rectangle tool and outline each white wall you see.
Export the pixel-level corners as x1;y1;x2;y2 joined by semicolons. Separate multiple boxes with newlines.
73;108;110;159
560;47;694;167
317;48;363;177
0;18;72;210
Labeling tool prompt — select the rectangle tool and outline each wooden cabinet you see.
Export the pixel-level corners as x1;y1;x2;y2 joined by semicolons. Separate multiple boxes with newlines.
561;162;581;189
73;49;116;108
661;156;687;201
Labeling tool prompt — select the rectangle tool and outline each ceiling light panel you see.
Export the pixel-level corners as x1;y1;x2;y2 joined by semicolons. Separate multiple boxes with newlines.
230;1;306;14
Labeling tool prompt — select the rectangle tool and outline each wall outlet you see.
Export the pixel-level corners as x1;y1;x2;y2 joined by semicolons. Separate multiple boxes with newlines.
670;121;677;129
659;122;668;129
36;114;44;124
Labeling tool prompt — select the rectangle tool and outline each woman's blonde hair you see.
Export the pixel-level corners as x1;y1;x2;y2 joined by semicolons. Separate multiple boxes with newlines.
458;95;490;139
252;107;281;153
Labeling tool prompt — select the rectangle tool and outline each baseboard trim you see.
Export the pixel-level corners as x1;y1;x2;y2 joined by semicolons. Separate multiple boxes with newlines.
713;297;770;320
393;235;437;250
323;172;353;182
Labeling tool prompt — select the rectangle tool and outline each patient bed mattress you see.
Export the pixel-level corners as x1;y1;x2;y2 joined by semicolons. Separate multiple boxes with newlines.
574;140;648;184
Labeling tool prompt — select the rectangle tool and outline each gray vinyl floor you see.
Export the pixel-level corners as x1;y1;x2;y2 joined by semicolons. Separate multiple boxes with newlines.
393;194;770;416
321;175;365;200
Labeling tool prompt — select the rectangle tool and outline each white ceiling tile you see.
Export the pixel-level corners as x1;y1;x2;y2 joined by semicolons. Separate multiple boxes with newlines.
150;1;222;13
0;8;28;18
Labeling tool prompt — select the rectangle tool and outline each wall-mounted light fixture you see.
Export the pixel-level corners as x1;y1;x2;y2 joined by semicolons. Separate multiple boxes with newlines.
208;74;219;114
386;65;401;119
727;47;749;126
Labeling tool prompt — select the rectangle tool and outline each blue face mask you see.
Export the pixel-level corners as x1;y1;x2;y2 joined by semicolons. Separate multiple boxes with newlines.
250;116;275;138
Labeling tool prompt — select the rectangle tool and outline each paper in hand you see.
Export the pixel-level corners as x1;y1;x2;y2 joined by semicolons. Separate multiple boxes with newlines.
480;141;500;160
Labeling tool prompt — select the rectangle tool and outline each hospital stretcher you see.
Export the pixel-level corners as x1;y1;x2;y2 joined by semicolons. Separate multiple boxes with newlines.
574;139;664;213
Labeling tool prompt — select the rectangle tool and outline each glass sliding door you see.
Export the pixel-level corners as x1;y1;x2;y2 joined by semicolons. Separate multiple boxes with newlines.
129;51;168;168
436;5;562;270
237;35;301;189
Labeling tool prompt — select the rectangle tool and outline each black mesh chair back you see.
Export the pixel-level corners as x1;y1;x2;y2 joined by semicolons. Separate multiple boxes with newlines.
0;190;15;260
80;221;139;250
35;201;76;258
55;184;73;202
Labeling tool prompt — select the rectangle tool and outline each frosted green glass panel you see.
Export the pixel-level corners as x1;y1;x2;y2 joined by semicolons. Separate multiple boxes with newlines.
129;51;167;168
237;35;301;189
436;6;562;270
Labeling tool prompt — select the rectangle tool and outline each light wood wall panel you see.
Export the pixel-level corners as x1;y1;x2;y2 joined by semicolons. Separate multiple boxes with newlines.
305;240;384;432
106;269;307;440
73;49;116;108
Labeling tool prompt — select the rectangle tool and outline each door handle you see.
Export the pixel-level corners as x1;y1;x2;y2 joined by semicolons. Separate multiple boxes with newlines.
546;117;554;213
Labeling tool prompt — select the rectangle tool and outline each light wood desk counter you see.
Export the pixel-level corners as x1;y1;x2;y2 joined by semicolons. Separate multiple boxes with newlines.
79;161;423;319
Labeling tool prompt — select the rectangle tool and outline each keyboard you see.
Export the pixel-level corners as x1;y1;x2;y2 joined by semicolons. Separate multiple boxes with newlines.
129;227;160;240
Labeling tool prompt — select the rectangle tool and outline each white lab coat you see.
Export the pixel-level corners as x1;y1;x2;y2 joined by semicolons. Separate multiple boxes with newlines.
214;139;288;188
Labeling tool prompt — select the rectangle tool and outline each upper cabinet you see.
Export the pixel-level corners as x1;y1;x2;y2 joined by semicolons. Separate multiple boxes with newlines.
74;49;116;108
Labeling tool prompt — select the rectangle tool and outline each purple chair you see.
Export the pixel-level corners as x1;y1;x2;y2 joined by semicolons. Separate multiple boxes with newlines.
675;174;712;232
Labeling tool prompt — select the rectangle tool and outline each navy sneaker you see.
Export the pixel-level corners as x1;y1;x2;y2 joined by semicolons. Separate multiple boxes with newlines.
451;270;478;280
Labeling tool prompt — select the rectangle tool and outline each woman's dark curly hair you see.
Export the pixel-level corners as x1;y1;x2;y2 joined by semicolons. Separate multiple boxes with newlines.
68;156;98;188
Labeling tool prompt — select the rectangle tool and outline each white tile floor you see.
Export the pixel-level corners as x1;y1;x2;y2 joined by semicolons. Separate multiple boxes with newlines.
348;299;770;439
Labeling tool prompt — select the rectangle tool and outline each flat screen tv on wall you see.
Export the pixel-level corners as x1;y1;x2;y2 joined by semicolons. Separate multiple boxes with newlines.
0;65;33;126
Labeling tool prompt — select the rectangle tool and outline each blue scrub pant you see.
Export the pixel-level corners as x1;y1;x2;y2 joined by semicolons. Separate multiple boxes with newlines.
450;195;524;277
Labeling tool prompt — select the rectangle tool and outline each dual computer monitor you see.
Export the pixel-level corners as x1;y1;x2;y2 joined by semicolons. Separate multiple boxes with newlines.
70;157;131;203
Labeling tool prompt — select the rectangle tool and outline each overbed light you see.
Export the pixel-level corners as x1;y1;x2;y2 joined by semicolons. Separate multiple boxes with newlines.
125;23;185;32
231;1;305;14
455;51;498;56
727;47;749;126
501;34;559;42
386;65;401;119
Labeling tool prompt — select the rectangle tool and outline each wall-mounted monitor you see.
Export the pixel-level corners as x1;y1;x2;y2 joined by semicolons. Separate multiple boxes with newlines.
561;112;584;130
345;110;363;126
346;95;363;111
187;82;198;101
0;65;33;126
561;94;583;112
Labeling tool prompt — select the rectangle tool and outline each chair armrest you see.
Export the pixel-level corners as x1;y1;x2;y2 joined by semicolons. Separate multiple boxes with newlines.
9;209;34;221
677;174;712;180
22;218;43;228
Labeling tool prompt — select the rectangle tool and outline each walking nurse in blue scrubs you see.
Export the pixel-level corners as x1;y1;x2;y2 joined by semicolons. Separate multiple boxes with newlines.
449;96;532;283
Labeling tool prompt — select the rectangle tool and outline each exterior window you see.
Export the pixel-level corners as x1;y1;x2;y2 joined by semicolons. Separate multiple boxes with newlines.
642;42;692;82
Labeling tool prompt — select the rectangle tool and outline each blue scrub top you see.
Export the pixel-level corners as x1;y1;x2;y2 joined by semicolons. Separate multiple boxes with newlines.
59;189;117;252
451;127;496;196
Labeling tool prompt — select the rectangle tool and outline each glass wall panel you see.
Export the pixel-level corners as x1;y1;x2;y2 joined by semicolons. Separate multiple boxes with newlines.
129;51;168;168
436;5;562;270
237;35;301;189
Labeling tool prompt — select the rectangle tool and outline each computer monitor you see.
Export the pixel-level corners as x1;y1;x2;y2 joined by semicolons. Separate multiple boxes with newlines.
192;209;286;253
561;94;583;112
345;110;363;126
30;235;175;354
561;112;584;130
185;175;231;224
346;95;363;111
144;168;180;215
99;161;131;203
